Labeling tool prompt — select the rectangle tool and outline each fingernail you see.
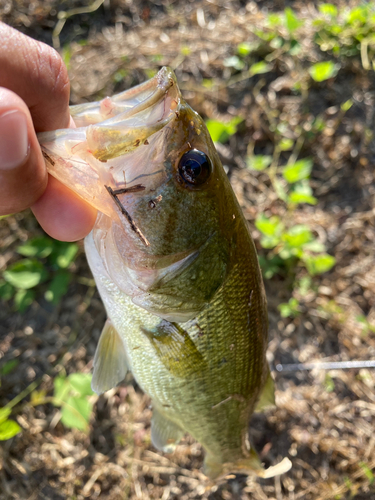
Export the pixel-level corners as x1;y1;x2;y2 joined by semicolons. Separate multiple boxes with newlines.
0;110;29;170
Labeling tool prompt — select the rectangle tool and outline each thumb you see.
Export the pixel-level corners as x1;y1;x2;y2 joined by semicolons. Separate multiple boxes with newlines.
0;87;47;214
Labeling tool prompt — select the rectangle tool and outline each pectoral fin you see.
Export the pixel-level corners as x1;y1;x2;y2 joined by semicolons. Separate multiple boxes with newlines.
142;320;206;378
91;319;128;395
254;370;275;412
151;407;184;453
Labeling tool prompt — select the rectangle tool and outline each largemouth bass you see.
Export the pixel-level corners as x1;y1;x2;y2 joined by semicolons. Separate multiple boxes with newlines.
38;67;291;479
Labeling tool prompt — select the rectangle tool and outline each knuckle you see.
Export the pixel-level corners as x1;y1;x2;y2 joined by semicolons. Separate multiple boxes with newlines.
35;42;70;103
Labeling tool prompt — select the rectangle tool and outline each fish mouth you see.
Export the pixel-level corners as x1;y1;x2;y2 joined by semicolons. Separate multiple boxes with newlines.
37;67;181;217
71;67;180;128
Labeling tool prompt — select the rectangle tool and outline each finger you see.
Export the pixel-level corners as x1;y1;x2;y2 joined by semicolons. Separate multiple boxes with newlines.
0;87;47;214
0;23;97;237
0;22;70;131
31;175;97;242
31;115;97;240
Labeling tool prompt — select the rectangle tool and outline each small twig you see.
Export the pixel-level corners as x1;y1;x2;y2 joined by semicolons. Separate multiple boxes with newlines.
274;360;375;373
287;134;305;166
361;40;370;70
53;0;105;49
112;184;145;195
3;380;39;411
105;185;150;247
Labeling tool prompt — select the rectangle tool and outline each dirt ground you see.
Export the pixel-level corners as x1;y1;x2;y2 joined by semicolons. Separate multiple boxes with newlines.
1;1;375;499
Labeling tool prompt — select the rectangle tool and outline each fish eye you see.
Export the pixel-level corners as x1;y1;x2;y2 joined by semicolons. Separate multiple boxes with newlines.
178;149;211;186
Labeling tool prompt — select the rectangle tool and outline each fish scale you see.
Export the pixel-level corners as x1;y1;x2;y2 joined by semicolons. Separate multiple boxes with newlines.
38;66;291;480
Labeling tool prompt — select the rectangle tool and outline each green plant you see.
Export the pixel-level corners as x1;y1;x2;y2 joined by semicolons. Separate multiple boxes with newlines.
53;373;95;432
309;61;340;82
0;372;97;441
206;117;243;143
0;236;78;312
314;3;375;65
278;297;300;318
324;374;335;393
248;155;335;279
359;462;374;485
356;315;375;336
0;407;21;441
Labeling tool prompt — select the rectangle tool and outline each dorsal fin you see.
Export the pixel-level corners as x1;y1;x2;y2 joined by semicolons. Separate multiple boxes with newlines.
91;319;128;395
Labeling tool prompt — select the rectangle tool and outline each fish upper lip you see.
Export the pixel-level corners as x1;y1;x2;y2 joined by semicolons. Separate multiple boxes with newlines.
37;67;181;221
99;66;180;126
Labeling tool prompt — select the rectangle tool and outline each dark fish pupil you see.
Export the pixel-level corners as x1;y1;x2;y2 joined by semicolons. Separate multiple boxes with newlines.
178;149;211;185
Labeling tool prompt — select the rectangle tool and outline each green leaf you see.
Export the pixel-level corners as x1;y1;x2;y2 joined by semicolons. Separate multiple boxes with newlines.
53;375;71;405
278;298;300;318
273;178;288;202
260;236;281;249
54;243;78;269
347;7;367;25
0;407;11;424
237;42;253;56
309;61;339;82
303;240;325;253
268;13;282;27
324;374;335;393
68;373;94;398
223;56;244;70
0;359;19;377
17;237;54;258
61;45;72;70
284;7;303;33
13;289;35;312
255;214;283;238
246;155;272;171
45;270;71;304
289;181;317;205
0;418;21;440
3;259;48;289
289;192;318;205
54;373;95;431
258;255;283;279
356;314;367;325
202;79;214;89
303;254;336;275
359;462;374;485
297;276;313;295
181;46;191;56
282;225;313;248
0;280;14;301
61;396;92;432
283;158;313;183
289;40;301;56
319;4;338;17
279;246;301;260
279;138;294;151
206;117;242;143
341;99;353;112
249;61;271;76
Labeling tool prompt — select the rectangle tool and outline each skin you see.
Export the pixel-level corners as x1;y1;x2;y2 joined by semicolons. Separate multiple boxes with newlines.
0;22;96;241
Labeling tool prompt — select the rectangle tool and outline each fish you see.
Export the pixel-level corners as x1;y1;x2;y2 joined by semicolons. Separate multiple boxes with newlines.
38;67;291;480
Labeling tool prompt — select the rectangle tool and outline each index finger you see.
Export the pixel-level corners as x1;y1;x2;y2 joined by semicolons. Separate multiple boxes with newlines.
0;22;71;132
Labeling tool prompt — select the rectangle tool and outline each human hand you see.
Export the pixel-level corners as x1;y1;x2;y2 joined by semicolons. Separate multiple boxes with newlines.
0;22;97;241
